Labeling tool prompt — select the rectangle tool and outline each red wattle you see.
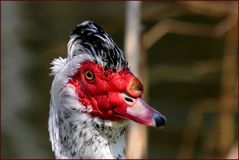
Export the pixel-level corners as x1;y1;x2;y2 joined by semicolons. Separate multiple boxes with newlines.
68;61;141;121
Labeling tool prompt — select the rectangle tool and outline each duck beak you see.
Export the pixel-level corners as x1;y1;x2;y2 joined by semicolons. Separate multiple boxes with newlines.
114;94;166;128
109;76;166;127
127;98;166;128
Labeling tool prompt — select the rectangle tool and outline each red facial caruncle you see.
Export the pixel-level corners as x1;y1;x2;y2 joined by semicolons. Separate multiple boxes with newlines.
68;61;166;128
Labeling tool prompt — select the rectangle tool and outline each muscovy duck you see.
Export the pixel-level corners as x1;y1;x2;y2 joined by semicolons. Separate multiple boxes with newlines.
48;21;166;159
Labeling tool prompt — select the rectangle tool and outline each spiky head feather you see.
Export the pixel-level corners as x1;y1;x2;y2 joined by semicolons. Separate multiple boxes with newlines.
67;21;128;71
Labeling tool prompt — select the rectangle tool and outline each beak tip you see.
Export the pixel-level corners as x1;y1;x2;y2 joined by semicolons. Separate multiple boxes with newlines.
153;113;166;127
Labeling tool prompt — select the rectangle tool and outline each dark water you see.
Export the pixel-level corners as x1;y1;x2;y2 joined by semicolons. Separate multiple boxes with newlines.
2;2;237;158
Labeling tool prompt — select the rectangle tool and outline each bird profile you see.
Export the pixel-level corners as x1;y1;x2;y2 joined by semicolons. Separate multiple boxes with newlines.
49;20;166;159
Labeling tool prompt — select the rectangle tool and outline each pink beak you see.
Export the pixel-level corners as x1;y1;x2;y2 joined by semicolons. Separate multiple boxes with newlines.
110;76;166;128
114;93;166;128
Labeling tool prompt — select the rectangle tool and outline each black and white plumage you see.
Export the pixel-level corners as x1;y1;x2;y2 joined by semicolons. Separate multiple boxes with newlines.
48;20;166;159
68;21;128;71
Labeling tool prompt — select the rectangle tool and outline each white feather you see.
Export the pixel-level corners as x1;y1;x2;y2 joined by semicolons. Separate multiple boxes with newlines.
49;52;127;158
50;57;67;75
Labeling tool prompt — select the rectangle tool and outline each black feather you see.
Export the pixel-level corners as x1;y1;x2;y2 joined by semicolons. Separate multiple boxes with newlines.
68;20;128;71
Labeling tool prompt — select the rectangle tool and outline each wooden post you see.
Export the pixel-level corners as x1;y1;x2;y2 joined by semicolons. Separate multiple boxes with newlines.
216;26;237;156
124;1;148;159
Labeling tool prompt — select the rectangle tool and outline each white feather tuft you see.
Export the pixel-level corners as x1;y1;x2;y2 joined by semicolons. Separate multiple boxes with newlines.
50;57;67;75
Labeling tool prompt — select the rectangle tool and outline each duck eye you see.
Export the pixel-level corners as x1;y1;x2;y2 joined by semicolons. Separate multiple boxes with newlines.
85;70;94;81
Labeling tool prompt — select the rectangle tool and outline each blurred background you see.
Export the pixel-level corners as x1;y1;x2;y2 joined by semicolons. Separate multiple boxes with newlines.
1;1;238;159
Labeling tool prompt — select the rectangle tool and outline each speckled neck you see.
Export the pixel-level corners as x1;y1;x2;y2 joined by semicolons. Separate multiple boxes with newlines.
49;106;127;159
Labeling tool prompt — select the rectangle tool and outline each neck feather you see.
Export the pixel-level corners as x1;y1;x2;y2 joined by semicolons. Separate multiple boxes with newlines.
49;103;127;159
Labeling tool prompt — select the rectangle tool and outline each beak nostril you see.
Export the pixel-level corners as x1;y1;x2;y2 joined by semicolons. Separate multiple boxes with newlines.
121;93;136;105
124;97;133;103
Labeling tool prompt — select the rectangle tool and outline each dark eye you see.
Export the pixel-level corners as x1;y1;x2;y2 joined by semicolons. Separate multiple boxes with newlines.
85;70;94;81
